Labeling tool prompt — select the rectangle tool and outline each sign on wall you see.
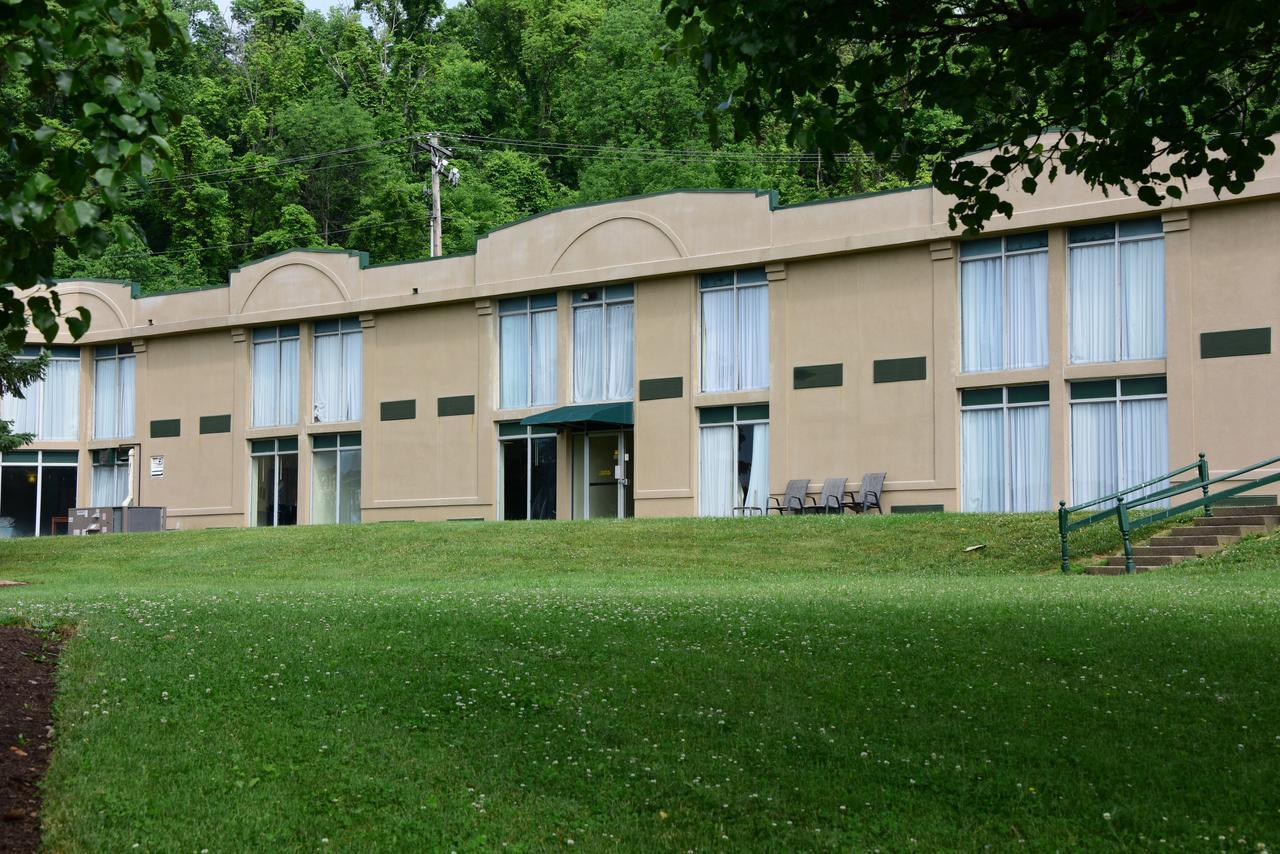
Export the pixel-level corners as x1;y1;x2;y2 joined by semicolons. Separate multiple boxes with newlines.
150;455;165;478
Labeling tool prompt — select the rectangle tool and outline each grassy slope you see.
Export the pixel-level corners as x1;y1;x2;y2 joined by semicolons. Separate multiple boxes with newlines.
1;514;1277;851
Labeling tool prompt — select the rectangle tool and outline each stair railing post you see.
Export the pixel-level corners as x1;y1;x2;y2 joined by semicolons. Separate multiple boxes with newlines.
1198;452;1212;517
1116;497;1135;574
1058;501;1070;573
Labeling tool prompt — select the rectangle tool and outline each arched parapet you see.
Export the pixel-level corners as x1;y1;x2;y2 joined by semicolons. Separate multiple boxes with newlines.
44;280;134;339
231;249;364;318
550;212;687;275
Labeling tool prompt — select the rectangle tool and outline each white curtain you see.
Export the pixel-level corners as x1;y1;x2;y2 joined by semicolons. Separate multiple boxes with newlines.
42;358;79;440
341;331;362;421
279;338;299;424
960;257;1002;372
1120;239;1165;360
94;357;118;438
499;314;528;409
311;450;337;524
698;425;735;517
252;339;298;426
1069;244;1116;364
530;310;557;406
1009;405;1051;511
743;423;769;512
573;305;604;402
312;334;342;422
2;381;38;436
606;302;634;400
961;408;1004;511
1071;401;1119;504
701;289;735;392
338;448;361;524
1122;398;1169;506
737;285;769;390
92;464;128;506
117;356;135;438
1006;252;1049;369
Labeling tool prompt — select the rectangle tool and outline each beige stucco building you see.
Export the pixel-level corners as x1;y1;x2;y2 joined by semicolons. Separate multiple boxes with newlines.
3;154;1279;534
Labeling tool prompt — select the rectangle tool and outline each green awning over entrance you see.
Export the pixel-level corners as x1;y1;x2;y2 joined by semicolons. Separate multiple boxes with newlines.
520;402;634;431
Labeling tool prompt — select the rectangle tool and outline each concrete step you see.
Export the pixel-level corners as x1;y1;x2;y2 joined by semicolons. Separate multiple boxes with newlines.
1148;534;1236;547
1169;524;1266;538
1104;553;1187;567
1208;504;1280;518
1193;514;1277;529
1132;544;1219;558
1087;565;1160;576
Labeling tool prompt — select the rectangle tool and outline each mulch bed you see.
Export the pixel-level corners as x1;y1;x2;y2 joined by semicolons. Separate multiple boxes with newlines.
0;626;60;854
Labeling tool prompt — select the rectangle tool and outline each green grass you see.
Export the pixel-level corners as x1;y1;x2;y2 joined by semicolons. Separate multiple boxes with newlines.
2;513;1278;851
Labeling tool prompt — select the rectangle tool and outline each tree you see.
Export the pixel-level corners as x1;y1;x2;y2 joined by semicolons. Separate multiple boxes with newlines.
1;0;185;345
660;0;1280;231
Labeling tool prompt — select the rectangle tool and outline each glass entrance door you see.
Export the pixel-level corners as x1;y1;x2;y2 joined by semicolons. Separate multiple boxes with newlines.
573;430;633;519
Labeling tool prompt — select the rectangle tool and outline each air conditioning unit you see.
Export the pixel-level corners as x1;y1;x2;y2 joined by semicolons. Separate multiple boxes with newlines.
93;448;112;466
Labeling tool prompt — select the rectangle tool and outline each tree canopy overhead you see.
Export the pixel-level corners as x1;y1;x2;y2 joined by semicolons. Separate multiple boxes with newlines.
661;0;1280;231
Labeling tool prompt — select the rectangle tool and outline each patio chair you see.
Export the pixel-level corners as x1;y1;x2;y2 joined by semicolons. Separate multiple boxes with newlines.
802;477;848;514
843;472;886;514
736;478;809;516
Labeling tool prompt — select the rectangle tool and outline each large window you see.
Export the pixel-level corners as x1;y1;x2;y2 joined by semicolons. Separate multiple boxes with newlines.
249;437;298;527
572;284;634;402
700;268;768;392
1069;218;1165;364
0;450;77;537
1070;376;1169;506
312;432;361;525
93;343;136;439
1;346;80;441
960;232;1048;372
313;318;362;423
698;404;769;516
91;448;132;506
499;295;557;409
960;385;1051;512
251;325;300;428
499;423;556;520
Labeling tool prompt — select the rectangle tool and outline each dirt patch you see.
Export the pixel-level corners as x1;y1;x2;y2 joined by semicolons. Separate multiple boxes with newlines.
0;582;29;588
0;626;60;853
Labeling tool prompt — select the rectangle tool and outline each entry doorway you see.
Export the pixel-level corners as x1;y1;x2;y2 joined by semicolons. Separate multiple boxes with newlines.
572;430;634;519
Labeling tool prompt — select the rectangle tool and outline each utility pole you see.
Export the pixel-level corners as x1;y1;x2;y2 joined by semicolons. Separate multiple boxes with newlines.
422;133;459;258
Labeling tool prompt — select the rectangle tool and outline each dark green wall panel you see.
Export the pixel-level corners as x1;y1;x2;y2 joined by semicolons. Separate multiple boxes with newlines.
873;357;927;384
891;504;944;514
793;363;843;390
380;399;416;421
437;395;475;417
150;418;180;438
199;414;231;434
638;377;683;401
1200;327;1271;359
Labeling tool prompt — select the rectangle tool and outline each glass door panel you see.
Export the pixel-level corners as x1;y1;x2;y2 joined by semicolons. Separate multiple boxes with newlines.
587;432;619;519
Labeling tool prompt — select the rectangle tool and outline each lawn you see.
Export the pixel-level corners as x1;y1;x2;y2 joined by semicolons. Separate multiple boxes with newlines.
2;513;1278;851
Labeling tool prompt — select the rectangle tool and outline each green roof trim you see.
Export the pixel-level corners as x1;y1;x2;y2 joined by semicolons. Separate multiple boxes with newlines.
520;402;634;430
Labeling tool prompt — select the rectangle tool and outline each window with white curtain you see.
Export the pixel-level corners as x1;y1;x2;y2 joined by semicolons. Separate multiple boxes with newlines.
959;232;1048;373
91;448;131;506
700;268;769;392
698;404;769;516
312;432;361;525
251;325;300;428
93;343;135;439
960;384;1051;512
1069;218;1166;364
572;284;634;402
1069;376;1169;506
0;345;80;441
499;294;557;409
313;317;362;423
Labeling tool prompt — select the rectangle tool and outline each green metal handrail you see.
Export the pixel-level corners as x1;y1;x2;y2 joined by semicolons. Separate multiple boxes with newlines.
1059;451;1280;574
1058;453;1211;573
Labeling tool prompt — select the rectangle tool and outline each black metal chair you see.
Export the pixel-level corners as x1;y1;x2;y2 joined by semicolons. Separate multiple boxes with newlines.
803;477;848;514
843;472;886;514
737;479;809;516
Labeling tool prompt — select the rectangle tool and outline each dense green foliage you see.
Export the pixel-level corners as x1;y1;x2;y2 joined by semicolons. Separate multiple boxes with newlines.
52;0;918;293
3;514;1279;849
662;0;1280;232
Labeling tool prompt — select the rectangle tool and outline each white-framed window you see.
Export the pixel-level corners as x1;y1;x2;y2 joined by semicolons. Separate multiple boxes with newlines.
251;325;300;428
698;404;769;516
959;231;1049;372
312;317;362;423
498;294;557;409
0;449;78;537
1070;376;1169;506
91;448;131;506
93;343;136;439
700;267;769;392
311;432;361;525
1;345;80;441
1069;218;1165;364
960;384;1051;512
249;437;298;527
572;284;634;402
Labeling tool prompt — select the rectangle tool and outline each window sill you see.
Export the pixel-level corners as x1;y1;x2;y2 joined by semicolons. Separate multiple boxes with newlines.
693;389;769;408
246;425;301;440
955;368;1050;389
306;421;361;435
1064;359;1167;380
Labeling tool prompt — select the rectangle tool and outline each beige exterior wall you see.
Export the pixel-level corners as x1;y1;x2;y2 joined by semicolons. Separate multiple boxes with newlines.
8;155;1280;532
